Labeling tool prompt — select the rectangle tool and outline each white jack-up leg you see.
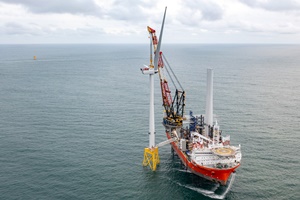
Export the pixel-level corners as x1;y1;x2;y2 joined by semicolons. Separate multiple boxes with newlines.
205;68;213;137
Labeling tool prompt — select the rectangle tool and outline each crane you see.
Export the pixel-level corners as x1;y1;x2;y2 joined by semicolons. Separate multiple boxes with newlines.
147;26;186;128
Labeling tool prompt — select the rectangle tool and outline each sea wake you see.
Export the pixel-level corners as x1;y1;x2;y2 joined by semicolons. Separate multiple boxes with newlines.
174;173;236;199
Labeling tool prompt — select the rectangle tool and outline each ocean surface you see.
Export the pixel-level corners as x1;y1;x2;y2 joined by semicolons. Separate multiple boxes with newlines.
0;44;299;200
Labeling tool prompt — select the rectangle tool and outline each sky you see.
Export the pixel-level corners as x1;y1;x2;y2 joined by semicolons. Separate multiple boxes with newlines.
1;0;300;44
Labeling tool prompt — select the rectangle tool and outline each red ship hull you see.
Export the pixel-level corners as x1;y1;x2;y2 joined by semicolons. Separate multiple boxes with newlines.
166;131;240;185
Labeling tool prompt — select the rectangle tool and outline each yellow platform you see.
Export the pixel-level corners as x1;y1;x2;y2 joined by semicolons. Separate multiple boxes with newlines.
142;147;160;171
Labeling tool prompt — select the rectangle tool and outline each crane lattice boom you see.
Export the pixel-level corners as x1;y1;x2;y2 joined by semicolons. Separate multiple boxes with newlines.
147;26;185;127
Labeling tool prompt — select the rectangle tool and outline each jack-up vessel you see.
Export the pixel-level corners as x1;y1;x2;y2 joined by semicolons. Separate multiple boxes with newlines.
141;7;242;186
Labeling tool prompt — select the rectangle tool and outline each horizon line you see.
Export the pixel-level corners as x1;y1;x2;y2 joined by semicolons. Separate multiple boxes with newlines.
0;42;299;45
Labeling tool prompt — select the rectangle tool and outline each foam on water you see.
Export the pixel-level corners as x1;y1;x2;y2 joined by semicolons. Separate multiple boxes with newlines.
174;181;215;195
173;173;236;199
176;169;192;173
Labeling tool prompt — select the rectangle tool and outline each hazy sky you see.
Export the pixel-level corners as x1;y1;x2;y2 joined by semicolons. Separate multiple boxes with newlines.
1;0;300;44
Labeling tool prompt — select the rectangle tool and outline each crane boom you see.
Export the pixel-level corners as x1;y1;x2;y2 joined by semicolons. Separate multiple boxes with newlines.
147;24;185;127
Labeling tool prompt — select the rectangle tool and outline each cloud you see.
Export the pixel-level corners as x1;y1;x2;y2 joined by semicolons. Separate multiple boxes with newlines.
0;22;46;36
239;0;300;12
108;0;148;21
175;0;223;26
1;0;300;43
0;0;102;16
185;0;223;21
227;20;300;35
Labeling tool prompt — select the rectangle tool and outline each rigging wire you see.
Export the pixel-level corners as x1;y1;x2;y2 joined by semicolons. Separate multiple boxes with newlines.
163;56;176;89
162;53;184;90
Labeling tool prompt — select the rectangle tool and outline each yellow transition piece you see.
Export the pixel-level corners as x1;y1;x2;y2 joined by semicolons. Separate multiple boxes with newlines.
142;147;160;171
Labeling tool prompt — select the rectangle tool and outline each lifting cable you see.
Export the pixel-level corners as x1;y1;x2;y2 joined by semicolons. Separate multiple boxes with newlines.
162;55;176;90
162;53;184;91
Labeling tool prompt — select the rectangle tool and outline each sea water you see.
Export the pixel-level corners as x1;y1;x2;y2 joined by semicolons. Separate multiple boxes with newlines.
0;44;299;200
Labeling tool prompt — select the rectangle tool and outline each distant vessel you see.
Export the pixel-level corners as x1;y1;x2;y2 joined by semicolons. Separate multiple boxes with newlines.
141;7;242;186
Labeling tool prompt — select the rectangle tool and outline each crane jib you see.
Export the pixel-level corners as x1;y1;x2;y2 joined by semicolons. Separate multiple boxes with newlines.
147;11;185;127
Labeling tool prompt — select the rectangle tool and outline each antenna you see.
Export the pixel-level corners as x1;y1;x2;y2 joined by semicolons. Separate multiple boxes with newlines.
154;6;167;71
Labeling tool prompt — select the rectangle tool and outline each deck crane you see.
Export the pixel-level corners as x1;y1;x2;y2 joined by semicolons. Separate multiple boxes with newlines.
147;26;186;128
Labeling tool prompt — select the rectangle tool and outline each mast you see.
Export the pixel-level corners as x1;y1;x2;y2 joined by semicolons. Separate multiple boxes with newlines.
205;68;213;138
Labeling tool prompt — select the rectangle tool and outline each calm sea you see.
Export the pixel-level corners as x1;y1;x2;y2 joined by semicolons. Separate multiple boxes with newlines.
0;44;299;200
